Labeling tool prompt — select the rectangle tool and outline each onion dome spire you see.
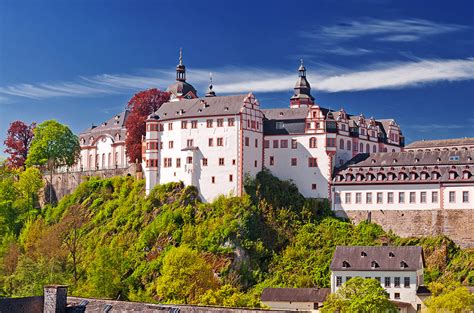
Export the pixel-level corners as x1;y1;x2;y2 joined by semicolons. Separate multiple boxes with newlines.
176;48;186;82
206;72;216;97
290;58;314;108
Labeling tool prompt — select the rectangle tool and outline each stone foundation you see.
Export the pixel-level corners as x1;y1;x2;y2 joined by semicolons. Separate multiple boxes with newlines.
336;209;474;248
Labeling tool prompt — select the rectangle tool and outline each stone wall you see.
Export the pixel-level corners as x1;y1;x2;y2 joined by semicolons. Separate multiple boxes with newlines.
0;296;44;313
42;164;140;203
336;209;474;248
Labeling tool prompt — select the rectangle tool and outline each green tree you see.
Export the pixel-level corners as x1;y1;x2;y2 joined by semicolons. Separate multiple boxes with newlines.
26;120;80;203
156;246;217;304
15;167;43;210
425;282;473;312
322;277;397;312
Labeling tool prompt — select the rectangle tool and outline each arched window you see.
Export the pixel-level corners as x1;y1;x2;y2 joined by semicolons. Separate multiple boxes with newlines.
373;145;377;153
102;153;105;168
366;144;370;153
88;154;92;169
340;139;344;149
360;143;364;152
309;137;317;148
347;140;351;151
96;154;99;168
108;153;111;167
115;152;119;167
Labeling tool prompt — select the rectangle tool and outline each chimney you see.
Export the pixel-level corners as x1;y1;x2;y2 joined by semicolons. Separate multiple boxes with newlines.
44;285;68;313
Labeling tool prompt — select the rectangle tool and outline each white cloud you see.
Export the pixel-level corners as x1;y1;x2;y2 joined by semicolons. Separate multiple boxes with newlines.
324;47;373;56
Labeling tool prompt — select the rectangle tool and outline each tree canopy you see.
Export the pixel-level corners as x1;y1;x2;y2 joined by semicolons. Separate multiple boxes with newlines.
3;121;35;169
425;282;473;312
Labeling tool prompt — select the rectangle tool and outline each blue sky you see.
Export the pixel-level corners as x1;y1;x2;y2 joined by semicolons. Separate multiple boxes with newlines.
0;0;473;151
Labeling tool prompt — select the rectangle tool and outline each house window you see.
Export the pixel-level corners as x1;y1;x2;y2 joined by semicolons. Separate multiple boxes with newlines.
334;193;341;204
176;158;181;168
309;137;317;148
273;140;279;148
291;158;297;166
255;139;258;148
169;141;174;149
394;277;400;288
417;304;422;311
366;193;372;204
164;158;172;168
228;118;235;126
219;158;225;166
340;139;344;149
187;139;193;147
269;156;275;166
404;277;410;288
308;157;318;167
206;119;213;128
186;156;192;164
327;138;336;147
420;191;427;203
384;277;391;288
388;192;394;204
410;192;416;203
191;120;198;128
377;192;383;204
211;176;215;183
254;160;258;167
264;140;270;148
449;191;455;203
280;140;288;148
399;192;405;203
229;174;233;182
373;145;377;153
356;193;361;204
202;158;208;166
232;159;236;165
208;138;213;146
360;143;364;152
336;276;342;287
217;138;224;146
245;137;250;147
432;191;438;203
463;191;469;203
346;276;352;282
394;293;400;299
181;121;187;129
313;303;319;310
366;143;370;153
291;139;298;149
345;193;351;204
347;140;351;151
217;118;224;127
312;184;317;190
168;122;173;130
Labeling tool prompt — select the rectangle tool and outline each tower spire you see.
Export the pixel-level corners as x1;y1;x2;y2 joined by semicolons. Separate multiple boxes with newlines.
290;59;314;108
206;72;216;97
179;47;183;65
176;48;186;82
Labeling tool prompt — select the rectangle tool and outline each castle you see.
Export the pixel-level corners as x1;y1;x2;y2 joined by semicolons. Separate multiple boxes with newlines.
142;54;404;202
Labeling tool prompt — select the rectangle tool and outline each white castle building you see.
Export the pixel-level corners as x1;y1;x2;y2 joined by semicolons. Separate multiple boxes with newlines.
143;55;404;202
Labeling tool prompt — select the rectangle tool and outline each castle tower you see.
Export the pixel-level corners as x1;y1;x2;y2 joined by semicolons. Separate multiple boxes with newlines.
205;72;216;97
290;59;315;108
166;48;198;101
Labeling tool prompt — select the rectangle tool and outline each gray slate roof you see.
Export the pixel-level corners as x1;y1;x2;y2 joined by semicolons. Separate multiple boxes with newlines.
406;138;474;149
79;111;129;143
261;288;330;303
330;246;423;271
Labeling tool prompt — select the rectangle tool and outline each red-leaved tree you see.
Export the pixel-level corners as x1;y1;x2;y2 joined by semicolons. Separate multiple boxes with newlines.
125;88;170;163
4;120;36;169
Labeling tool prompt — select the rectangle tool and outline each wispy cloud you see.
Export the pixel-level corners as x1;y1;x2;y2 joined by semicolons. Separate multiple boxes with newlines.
324;47;373;56
304;18;467;43
0;58;473;100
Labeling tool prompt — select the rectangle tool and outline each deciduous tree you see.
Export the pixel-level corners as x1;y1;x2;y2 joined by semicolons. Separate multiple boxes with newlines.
3;121;35;169
125;89;169;163
425;282;473;312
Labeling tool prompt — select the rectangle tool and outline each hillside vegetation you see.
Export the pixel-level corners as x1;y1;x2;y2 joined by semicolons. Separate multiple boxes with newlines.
0;170;472;307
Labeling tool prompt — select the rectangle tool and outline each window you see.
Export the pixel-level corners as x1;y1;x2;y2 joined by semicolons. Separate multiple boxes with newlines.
360;143;364;152
377;192;383;204
335;193;341;204
232;159;236;165
345;193;351;204
181;121;187;129
463;191;469;203
202;158;208;166
384;277;391;288
346;276;352;282
340;139;344;149
399;192;405;203
208;138;213;146
432;191;438;203
356;192;361;204
326;138;336;147
394;277;400;288
417;304;422;312
312;183;317;190
187;139;193;147
168;122;173;130
273;140;279;148
217;118;224;127
313;303;319;310
291;139;297;149
366;193;372;204
191;120;198;128
394;293;400;299
169;141;174;149
255;139;258;148
280;140;288;148
217;138;224;146
449;191;455;203
410;192;416;203
254;160;258;167
206;119;213;128
164;158;172;168
404;277;410;288
269;156;274;166
211;176;215;184
373;145;377;153
421;192;427;203
228;118;235;126
309;137;317;148
366;143;370;153
186;156;192;164
176;158;181;168
336;276;342;287
291;158;297;166
276;121;284;129
347;140;351;151
245;137;250;147
219;158;225;166
264;140;270;148
308;157;318;167
388;192;394;204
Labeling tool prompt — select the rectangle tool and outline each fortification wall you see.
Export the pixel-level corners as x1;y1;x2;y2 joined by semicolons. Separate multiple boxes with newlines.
336;209;474;248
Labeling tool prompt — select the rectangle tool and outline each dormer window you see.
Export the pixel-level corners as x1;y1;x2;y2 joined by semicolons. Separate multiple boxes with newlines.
389;252;395;258
449;171;457;180
371;261;379;269
276;122;284;129
400;261;408;269
360;251;367;257
449;156;460;161
463;171;470;179
342;261;350;268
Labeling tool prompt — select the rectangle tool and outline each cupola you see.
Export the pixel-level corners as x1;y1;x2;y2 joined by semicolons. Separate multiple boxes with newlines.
290;59;315;108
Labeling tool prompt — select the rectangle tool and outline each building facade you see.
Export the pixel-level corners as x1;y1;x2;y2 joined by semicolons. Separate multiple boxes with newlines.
330;246;429;313
143;56;404;202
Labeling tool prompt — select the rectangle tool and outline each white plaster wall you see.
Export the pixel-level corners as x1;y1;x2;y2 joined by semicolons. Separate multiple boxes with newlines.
443;184;474;209
95;136;114;169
